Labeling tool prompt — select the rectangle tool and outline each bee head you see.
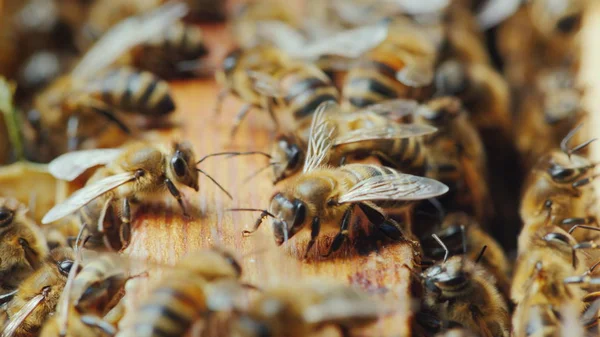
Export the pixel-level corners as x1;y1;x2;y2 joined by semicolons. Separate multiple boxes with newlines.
48;247;76;276
270;134;304;184
419;96;463;126
544;151;592;184
422;256;471;297
269;192;310;245
179;248;242;280
0;206;14;228
530;0;583;36
169;142;199;191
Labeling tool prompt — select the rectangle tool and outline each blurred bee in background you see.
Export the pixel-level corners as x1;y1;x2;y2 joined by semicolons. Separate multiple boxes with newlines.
118;247;249;337
185;0;228;22
268;99;436;183
41;141;237;250
0;198;48;292
234;280;382;337
242;102;448;258
25;2;187;161
420;236;511;337
520;126;599;243
515;68;586;171
420;212;511;301
1;248;76;337
77;0;209;79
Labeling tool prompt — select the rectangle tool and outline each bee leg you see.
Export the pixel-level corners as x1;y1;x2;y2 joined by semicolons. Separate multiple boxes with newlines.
242;211;268;236
230;104;254;137
97;197;114;249
322;206;354;257
213;88;229;115
303;217;321;259
165;178;189;217
66;116;81;151
263;96;279;128
119;198;132;248
562;217;598;229
573;175;600;189
80;315;117;337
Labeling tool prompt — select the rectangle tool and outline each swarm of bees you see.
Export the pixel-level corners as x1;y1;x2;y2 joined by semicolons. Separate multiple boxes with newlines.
0;0;599;336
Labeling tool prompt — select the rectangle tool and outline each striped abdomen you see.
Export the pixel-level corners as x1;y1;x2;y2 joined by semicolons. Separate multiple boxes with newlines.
126;278;208;337
92;67;175;116
146;22;208;59
73;255;125;316
278;64;339;127
342;44;424;109
339;164;416;209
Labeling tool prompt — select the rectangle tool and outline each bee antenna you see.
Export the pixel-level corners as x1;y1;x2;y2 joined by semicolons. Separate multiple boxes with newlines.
560;123;597;159
475;245;487;264
586;260;600;275
225;208;278;218
431;234;449;263
460;225;467;255
196;168;233;199
568;224;600;235
196;151;272;165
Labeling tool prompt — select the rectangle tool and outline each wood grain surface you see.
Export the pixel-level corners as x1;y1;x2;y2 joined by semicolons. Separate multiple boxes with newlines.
118;20;415;337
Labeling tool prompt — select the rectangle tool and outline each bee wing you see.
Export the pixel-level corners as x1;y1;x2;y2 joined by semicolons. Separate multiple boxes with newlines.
333;124;437;146
71;1;188;80
255;20;307;53
288;23;388;60
246;70;284;97
48;149;123;181
1;293;45;337
338;169;449;204
396;60;434;87
352;98;420;119
42;172;136;224
476;0;523;29
303;101;339;173
302;298;382;324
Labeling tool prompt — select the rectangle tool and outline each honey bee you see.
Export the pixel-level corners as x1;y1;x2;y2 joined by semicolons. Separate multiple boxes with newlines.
216;46;340;136
39;306;117;337
341;19;437;109
243;102;448;258
41;141;245;250
0;198;48;292
520;126;599;243
268;99;436;183
515;67;585;171
1;247;75;337
420;212;511;301
118;247;248;337
234;279;382;337
421;237;510;337
27;2;187;160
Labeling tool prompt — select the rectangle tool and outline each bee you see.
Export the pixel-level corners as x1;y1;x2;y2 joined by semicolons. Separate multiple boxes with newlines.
1;247;75;337
268;99;436;183
243;101;448;258
0;197;48;292
215;45;340;136
421;236;511;337
520;126;599;243
27;2;187;160
118;247;248;337
234;279;382;337
420;212;511;301
341;19;437;110
515;68;585;171
41;141;242;250
39;306;117;337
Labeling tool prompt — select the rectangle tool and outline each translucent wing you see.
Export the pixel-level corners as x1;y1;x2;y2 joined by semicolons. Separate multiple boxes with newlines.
303;298;381;324
49;149;123;181
338;169;449;203
353;98;419;119
334;124;437;146
396;60;434;87
303;101;339;173
290;23;388;60
393;0;450;14
255;20;307;53
72;1;188;79
246;70;283;97
477;0;523;29
42;172;135;224
1;294;45;337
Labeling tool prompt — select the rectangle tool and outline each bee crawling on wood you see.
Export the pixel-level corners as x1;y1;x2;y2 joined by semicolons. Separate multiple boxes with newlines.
239;101;448;258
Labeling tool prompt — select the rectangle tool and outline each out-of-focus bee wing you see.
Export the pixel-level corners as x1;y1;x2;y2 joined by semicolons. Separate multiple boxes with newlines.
393;0;450;14
288;23;388;60
42;172;136;224
353;98;419;118
48;149;123;182
334;124;437;146
302;298;381;324
1;293;45;337
246;70;284;97
303;101;339;173
396;60;434;87
255;20;307;53
338;170;449;203
477;0;523;29
71;1;188;80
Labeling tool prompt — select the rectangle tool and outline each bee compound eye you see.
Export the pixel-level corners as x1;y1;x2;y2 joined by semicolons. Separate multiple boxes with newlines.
0;208;14;227
58;260;74;276
171;156;187;177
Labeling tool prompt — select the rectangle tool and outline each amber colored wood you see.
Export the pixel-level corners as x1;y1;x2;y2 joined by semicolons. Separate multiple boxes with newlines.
118;22;415;337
